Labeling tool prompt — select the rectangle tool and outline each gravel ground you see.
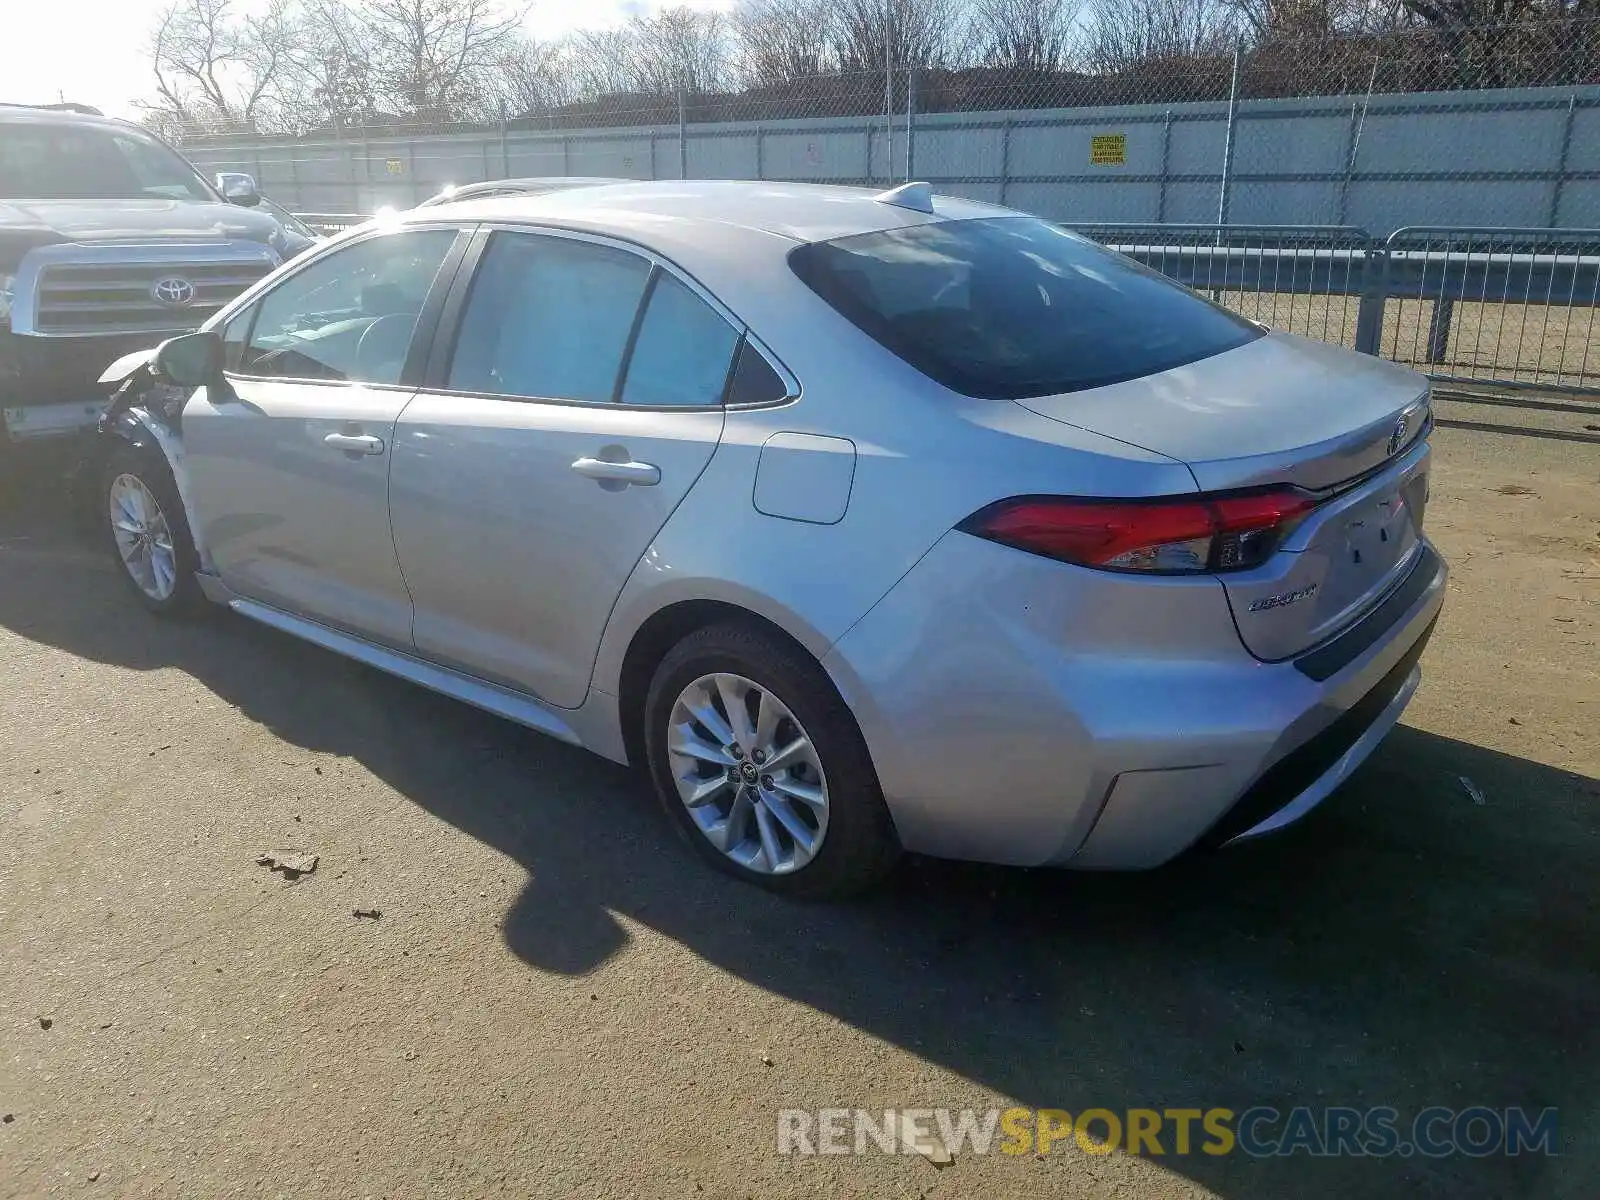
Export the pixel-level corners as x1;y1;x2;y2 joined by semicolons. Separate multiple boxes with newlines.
1;398;1596;1199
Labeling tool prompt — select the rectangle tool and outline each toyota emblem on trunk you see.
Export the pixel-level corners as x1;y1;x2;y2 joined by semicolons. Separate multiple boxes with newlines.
150;277;196;308
1386;414;1410;457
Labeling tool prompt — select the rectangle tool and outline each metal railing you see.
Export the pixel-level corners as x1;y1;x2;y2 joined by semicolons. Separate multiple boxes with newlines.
1068;223;1600;395
1378;227;1600;391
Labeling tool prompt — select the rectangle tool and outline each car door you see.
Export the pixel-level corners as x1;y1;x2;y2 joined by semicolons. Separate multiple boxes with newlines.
182;225;465;646
388;227;743;708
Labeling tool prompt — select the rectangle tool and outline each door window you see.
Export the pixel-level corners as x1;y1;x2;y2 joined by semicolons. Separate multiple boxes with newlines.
619;273;740;408
447;232;651;402
238;229;457;386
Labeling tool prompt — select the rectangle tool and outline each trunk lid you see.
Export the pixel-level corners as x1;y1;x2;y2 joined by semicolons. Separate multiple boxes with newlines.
1011;331;1433;660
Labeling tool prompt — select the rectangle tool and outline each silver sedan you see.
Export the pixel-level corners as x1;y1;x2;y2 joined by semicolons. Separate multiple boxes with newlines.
95;180;1446;897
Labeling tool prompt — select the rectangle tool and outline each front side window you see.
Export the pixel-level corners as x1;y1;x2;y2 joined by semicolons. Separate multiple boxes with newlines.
789;217;1262;400
448;232;651;402
0;124;214;202
239;229;457;386
620;273;740;407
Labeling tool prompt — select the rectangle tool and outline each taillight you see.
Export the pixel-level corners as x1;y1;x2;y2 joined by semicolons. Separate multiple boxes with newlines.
958;488;1319;574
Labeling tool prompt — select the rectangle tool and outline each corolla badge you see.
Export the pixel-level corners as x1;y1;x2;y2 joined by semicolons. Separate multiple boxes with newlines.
1248;583;1318;613
150;277;196;308
1387;413;1410;457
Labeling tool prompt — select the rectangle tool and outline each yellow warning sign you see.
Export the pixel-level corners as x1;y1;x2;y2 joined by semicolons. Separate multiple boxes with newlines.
1090;134;1127;166
385;158;406;175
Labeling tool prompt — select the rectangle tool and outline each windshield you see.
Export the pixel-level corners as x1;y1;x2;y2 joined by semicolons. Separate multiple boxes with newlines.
789;216;1262;399
257;196;315;239
0;124;215;202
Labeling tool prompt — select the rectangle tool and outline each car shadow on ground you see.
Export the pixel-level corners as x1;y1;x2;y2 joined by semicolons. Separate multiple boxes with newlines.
2;481;1595;1199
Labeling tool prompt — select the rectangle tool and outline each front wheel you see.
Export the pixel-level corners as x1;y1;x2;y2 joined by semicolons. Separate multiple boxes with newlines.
643;621;900;899
102;441;205;617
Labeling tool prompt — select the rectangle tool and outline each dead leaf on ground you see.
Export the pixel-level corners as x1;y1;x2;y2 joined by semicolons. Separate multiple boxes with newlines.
255;849;318;878
898;1113;954;1168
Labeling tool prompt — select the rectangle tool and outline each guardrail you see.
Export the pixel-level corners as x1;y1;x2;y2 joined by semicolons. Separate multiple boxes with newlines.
296;212;368;236
1072;223;1600;394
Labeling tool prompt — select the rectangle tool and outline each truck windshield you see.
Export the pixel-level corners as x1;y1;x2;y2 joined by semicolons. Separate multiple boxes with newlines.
0;124;215;202
789;216;1262;399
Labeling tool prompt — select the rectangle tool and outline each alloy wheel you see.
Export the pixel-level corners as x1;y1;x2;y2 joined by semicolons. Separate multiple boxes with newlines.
109;473;178;602
666;672;830;875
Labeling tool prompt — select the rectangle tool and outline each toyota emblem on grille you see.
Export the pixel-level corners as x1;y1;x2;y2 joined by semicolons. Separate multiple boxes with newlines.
1386;413;1410;457
150;277;196;308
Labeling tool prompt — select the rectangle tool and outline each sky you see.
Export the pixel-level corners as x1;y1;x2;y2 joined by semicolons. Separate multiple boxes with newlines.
5;0;735;119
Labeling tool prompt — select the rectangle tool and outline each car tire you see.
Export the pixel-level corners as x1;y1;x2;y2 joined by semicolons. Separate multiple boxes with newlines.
101;441;206;618
643;620;901;899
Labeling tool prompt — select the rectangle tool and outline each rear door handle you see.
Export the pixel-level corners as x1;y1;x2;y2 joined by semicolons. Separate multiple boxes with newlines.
570;457;660;486
324;432;385;456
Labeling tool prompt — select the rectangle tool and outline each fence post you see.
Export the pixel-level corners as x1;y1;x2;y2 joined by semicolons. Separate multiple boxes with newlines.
1337;101;1359;225
884;27;894;184
678;88;688;180
1355;237;1388;357
1156;110;1172;222
756;125;765;180
999;120;1011;207
1217;40;1242;228
905;66;915;183
499;101;510;178
1548;93;1577;227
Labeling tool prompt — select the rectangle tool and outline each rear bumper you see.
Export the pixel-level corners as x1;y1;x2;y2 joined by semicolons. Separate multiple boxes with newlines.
823;531;1447;869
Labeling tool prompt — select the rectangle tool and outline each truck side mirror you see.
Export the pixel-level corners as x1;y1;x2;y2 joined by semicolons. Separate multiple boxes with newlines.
216;172;262;208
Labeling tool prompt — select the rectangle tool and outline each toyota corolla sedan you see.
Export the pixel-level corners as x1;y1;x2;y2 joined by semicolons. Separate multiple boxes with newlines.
94;180;1446;897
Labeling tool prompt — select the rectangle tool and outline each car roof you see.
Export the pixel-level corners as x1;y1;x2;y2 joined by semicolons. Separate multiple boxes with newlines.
0;104;130;132
408;179;1012;245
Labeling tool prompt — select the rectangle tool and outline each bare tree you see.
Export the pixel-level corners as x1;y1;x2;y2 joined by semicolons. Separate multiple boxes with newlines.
627;5;734;95
491;37;573;115
832;0;966;72
278;0;379;132
1085;0;1241;69
970;0;1080;70
353;0;531;122
733;0;839;85
558;27;640;99
147;0;296;132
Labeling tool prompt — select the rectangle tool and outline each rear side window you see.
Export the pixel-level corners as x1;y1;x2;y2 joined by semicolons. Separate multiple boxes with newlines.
448;232;651;402
620;273;740;407
789;217;1261;400
725;339;789;405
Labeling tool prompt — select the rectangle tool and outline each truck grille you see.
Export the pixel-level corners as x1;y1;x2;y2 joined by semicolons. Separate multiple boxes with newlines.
33;260;275;335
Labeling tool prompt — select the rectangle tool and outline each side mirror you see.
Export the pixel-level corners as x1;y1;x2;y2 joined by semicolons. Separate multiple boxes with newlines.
216;171;261;208
154;331;223;387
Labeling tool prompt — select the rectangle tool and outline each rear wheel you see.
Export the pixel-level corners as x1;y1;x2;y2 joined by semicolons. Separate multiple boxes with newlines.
102;442;204;617
643;621;900;899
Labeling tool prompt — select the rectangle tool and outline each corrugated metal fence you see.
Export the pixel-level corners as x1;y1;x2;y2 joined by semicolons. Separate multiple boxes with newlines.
185;82;1600;234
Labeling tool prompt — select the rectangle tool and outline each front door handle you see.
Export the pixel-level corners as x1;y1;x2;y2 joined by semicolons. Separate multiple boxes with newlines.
324;432;385;456
570;456;660;486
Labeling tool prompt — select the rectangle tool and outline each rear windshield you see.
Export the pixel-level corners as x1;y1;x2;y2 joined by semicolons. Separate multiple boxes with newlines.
789;216;1261;399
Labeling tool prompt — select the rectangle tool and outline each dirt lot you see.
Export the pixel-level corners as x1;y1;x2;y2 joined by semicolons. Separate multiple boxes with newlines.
1;397;1596;1199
